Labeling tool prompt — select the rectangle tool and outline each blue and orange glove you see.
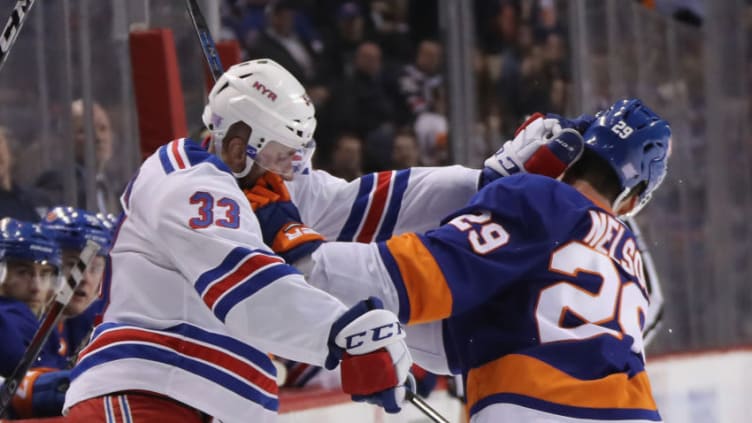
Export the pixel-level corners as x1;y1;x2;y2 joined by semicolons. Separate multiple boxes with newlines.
10;368;70;418
480;112;590;187
245;172;324;263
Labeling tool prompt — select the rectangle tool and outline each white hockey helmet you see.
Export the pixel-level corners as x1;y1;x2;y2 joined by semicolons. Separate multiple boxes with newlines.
202;58;317;179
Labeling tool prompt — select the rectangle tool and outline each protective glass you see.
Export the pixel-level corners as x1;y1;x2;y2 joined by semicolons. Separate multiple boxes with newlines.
249;139;315;180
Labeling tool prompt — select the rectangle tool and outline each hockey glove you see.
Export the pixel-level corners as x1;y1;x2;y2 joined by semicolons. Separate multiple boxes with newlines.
325;297;413;413
10;368;70;418
546;112;596;134
410;363;438;398
244;172;324;263
481;113;585;187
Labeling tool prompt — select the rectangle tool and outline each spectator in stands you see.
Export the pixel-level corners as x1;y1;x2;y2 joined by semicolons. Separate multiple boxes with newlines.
413;110;449;166
390;127;421;169
322;41;401;172
394;39;444;125
35;99;119;214
328;133;363;182
532;0;564;43
221;0;269;50
318;1;370;80
329;42;396;141
368;0;415;65
0;127;44;220
248;0;322;87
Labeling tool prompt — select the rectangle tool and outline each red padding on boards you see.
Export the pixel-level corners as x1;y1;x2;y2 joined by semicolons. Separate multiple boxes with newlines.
129;29;187;161
204;39;242;94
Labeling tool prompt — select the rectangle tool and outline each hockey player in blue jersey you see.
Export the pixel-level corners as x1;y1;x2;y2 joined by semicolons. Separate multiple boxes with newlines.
0;218;72;418
41;206;113;358
249;98;671;422
0;208;116;419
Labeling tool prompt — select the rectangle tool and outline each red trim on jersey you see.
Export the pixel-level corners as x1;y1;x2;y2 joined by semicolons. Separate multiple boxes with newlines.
79;327;277;396
171;139;187;169
356;171;392;242
202;253;284;309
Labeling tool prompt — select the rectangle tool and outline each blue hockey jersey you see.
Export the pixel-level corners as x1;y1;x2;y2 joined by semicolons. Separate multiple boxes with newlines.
306;173;661;421
0;298;66;376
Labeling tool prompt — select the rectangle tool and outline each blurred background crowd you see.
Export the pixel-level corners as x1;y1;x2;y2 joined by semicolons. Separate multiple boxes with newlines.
0;0;750;401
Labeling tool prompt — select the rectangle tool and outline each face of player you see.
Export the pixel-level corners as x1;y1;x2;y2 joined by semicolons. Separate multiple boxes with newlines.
61;250;105;317
252;139;314;181
1;260;56;316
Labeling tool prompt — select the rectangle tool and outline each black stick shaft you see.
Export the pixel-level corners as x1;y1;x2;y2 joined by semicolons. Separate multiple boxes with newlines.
406;390;451;423
185;0;224;82
0;0;36;72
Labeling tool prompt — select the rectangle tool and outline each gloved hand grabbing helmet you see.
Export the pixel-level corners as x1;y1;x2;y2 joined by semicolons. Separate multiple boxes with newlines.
480;112;588;187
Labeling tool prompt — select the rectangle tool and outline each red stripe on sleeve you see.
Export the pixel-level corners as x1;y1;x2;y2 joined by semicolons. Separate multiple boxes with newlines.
171;140;187;169
356;172;392;242
203;254;284;309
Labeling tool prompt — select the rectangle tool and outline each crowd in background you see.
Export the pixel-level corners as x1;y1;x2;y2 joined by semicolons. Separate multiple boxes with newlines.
219;0;572;179
0;0;722;419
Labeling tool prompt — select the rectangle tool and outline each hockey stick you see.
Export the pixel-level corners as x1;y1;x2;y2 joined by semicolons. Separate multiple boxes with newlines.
185;0;224;83
406;389;450;423
0;240;100;417
0;0;36;72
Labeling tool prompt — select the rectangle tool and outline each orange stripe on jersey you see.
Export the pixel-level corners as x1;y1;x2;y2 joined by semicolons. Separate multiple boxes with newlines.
385;233;452;323
466;354;657;413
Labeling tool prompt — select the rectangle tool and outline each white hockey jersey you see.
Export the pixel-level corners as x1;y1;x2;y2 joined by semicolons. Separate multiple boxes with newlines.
287;164;482;241
64;139;350;423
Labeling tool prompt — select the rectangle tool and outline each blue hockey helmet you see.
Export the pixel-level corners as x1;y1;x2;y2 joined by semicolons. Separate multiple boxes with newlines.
0;218;62;283
41;206;112;256
581;98;671;216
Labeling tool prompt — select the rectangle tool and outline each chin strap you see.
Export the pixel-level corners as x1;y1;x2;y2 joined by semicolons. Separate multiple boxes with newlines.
232;155;254;178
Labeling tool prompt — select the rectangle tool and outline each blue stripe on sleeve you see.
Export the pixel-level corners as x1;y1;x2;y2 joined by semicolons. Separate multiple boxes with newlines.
194;247;251;295
377;242;411;323
213;264;300;322
337;173;375;241
375;169;410;241
158;145;175;174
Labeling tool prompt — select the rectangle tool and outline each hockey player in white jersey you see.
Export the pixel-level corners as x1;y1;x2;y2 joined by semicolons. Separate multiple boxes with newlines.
62;59;413;422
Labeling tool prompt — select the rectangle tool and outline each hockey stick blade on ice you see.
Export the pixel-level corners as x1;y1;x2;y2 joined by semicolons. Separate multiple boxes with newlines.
406;389;450;423
0;0;36;72
0;240;100;417
185;0;224;82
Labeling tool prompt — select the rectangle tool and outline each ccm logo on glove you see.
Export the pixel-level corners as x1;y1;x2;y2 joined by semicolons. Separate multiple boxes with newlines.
343;322;404;349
